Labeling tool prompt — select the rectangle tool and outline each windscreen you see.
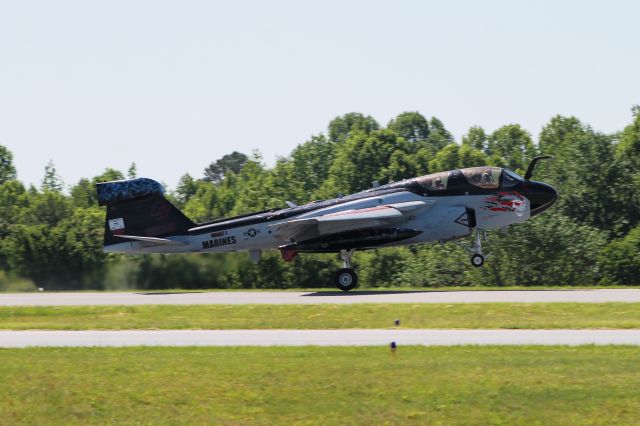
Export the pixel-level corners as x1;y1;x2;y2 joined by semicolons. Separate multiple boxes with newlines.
502;169;523;187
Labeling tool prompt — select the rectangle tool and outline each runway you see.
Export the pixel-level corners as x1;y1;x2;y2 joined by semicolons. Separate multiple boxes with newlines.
2;329;640;347
1;289;640;306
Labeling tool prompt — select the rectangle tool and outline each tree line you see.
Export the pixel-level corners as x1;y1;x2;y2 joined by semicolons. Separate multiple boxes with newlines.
1;108;639;291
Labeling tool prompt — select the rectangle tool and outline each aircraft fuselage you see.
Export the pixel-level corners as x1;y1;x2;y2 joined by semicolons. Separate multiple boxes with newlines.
103;166;557;257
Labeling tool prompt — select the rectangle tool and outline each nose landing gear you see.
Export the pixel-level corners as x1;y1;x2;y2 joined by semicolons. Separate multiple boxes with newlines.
334;249;358;291
457;229;489;267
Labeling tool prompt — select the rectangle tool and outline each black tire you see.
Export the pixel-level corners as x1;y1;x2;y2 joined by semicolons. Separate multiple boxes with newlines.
334;268;358;291
471;254;485;267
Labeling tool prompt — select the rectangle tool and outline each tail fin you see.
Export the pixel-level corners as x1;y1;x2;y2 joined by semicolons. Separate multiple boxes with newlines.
97;178;195;247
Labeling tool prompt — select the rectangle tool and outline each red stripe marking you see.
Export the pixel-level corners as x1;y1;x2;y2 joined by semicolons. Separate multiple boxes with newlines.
324;206;392;217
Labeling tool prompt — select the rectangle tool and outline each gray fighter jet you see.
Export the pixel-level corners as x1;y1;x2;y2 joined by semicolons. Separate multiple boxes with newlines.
97;156;557;290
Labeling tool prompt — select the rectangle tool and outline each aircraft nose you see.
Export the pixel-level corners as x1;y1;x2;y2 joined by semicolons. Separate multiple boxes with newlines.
524;181;558;216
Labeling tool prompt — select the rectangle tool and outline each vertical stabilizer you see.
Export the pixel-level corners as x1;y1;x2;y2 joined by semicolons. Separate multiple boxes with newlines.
96;178;194;247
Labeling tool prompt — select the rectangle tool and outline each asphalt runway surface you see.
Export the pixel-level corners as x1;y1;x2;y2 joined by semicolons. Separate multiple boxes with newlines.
2;329;640;347
1;289;640;306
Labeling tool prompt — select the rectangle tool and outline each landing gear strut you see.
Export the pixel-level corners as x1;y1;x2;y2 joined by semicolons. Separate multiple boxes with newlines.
457;229;489;267
334;249;358;291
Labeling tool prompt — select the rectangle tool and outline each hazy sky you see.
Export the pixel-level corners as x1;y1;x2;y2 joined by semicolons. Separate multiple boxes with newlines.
0;0;638;189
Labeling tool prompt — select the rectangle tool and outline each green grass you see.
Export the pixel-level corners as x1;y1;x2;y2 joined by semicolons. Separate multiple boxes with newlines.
0;346;639;425
3;302;640;330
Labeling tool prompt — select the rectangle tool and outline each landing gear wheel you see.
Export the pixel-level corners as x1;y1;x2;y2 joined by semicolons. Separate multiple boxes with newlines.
471;254;485;267
335;268;358;291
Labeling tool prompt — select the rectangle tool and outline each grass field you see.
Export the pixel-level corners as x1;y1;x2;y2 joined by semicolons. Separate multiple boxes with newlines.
0;346;638;425
2;303;640;330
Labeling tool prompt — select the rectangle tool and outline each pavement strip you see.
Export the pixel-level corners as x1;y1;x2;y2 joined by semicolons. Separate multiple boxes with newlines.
2;329;640;347
2;289;640;306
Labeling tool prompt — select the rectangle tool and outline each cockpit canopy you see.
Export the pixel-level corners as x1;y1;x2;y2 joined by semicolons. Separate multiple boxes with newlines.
417;171;450;191
416;167;523;192
460;167;501;189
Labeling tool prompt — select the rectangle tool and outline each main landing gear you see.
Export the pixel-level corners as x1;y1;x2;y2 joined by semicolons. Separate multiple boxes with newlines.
335;249;358;291
457;229;489;268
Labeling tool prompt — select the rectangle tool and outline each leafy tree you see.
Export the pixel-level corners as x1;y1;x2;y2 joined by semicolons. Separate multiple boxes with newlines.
262;158;299;207
428;143;488;171
183;181;218;222
3;208;106;289
426;117;454;153
229;154;271;215
538;116;620;232
428;144;460;171
458;144;491;168
287;255;337;288
413;147;434;176
328;113;380;143
290;134;336;200
384;150;419;183
127;162;137;179
611;106;640;231
468;213;607;286
41;160;64;192
398;244;472;287
258;135;337;208
321;129;410;196
203;151;248;184
487;125;536;172
616;105;640;167
462;126;488;151
93;168;125;183
0;145;17;184
599;225;640;284
388;112;430;143
358;247;408;287
184;171;242;222
70;178;95;209
24;191;73;227
174;173;198;208
0;180;28;244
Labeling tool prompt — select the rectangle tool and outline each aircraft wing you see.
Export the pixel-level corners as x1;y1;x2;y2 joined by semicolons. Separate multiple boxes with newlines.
270;200;433;241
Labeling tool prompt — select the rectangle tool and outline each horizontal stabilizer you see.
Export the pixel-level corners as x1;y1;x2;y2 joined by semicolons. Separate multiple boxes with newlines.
115;235;188;246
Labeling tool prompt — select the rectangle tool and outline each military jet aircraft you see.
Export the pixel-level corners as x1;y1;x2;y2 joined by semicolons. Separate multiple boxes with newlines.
97;156;557;291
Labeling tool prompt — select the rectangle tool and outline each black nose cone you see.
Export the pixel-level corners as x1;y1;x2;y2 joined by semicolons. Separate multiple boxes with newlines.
525;181;558;216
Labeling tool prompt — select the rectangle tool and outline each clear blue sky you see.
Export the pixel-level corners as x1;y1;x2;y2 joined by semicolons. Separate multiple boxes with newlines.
1;0;638;189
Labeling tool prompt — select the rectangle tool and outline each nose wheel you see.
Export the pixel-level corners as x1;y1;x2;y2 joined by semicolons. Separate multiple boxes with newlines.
334;249;358;291
471;253;485;267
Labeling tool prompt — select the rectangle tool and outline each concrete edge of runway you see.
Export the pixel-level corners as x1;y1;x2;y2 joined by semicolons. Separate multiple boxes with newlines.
3;329;640;348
